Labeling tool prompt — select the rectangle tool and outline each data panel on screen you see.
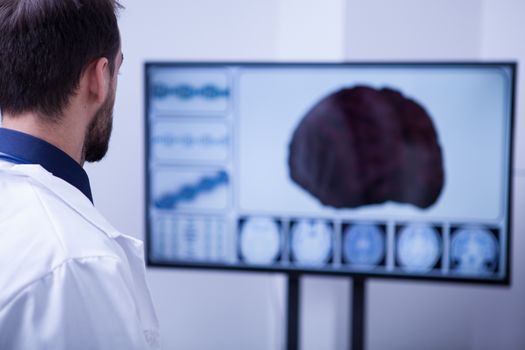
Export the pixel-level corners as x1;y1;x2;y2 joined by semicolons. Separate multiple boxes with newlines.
145;63;514;283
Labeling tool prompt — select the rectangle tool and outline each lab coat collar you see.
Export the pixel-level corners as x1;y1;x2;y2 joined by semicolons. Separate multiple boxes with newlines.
5;164;122;239
0;128;93;203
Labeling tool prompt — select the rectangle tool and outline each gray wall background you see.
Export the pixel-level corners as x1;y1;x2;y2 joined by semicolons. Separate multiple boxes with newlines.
85;1;525;349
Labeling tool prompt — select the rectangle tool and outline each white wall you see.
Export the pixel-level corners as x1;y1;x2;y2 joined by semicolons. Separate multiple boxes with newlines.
85;1;525;349
345;0;483;60
480;0;525;171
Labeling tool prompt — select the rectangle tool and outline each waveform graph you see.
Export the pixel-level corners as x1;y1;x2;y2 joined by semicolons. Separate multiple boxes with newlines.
151;120;230;163
150;214;228;263
152;167;230;212
148;67;230;115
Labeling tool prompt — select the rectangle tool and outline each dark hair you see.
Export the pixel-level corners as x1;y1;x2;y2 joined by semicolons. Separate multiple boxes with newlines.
0;0;122;118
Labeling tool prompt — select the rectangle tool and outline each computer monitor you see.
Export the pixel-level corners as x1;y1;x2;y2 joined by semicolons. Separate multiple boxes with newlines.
145;62;515;284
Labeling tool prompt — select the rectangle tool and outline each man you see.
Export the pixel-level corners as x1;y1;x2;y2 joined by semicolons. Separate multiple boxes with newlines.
0;1;159;349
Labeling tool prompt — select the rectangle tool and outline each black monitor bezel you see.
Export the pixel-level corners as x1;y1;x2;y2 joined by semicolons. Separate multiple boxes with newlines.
144;61;516;286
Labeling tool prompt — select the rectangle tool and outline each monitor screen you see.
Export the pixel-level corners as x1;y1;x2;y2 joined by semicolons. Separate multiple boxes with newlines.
145;62;515;284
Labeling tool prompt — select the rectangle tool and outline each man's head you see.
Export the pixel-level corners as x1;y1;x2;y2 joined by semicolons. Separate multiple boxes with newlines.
0;0;122;163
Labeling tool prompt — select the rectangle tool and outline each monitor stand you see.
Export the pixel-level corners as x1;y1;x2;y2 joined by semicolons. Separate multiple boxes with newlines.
286;273;367;350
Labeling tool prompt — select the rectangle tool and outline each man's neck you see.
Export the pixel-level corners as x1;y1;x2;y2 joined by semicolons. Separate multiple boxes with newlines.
2;112;87;165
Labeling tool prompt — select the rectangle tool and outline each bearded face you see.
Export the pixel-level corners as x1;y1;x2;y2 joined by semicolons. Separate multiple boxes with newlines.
82;86;115;163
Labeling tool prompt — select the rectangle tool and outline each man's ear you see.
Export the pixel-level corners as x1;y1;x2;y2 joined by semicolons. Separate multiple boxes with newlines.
87;57;110;104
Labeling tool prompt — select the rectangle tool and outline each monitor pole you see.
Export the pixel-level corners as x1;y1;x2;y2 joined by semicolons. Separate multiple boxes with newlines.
351;277;367;350
286;274;367;350
287;272;301;350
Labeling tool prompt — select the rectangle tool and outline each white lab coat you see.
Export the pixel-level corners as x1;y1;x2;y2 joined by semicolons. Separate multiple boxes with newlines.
0;161;160;349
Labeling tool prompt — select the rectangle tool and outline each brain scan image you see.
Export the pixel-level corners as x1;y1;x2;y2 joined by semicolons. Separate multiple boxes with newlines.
451;226;498;275
288;86;444;210
343;223;385;269
397;224;441;272
239;217;281;264
290;219;333;266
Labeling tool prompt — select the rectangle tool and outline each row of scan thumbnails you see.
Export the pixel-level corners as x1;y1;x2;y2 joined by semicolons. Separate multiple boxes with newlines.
235;217;501;277
150;216;503;277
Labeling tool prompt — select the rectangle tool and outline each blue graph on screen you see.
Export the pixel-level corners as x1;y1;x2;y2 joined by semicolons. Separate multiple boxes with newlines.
152;83;230;100
154;170;229;209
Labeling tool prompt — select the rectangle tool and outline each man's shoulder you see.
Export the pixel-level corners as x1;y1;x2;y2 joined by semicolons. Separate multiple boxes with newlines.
0;170;125;308
0;167;121;258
